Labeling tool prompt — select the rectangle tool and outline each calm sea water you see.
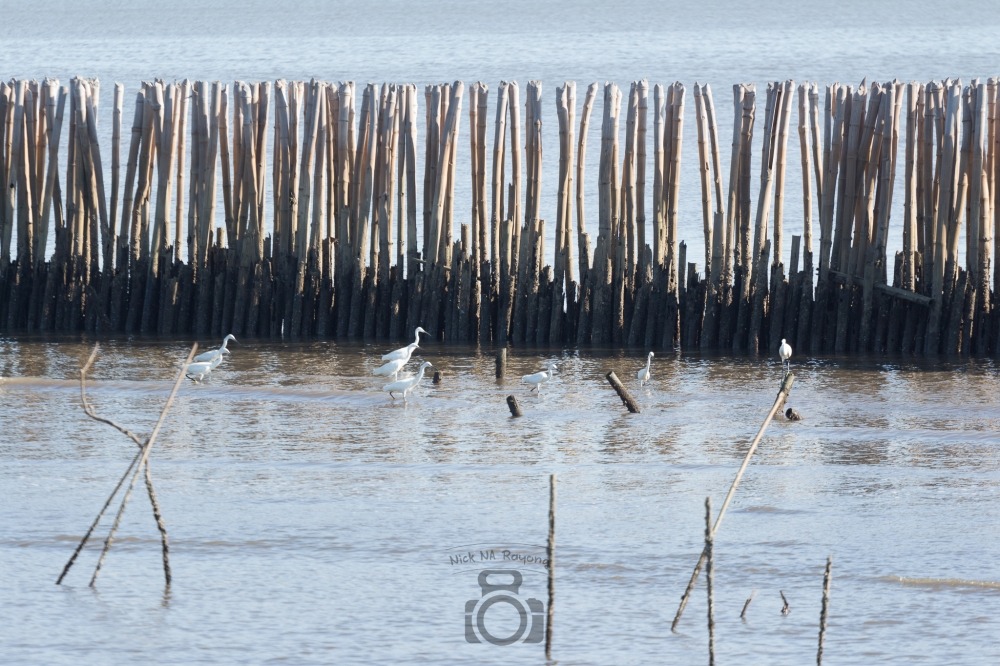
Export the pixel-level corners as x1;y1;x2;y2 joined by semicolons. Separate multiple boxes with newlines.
2;338;1000;664
4;2;1000;663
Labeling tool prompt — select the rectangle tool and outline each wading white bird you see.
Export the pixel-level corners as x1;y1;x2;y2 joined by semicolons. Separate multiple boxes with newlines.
186;354;223;382
372;345;417;381
383;361;433;402
522;362;557;393
382;326;428;362
637;351;654;386
194;334;237;363
778;338;792;373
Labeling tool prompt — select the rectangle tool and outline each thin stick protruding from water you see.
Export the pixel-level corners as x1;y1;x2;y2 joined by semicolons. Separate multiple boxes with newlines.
741;590;756;620
57;345;151;584
705;497;716;666
817;556;832;665
87;343;197;588
671;372;795;631
546;473;556;660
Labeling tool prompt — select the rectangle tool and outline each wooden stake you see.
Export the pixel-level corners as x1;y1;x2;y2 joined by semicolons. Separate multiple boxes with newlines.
506;394;522;417
817;556;833;665
605;370;640;413
705;496;716;666
672;372;795;631
545;473;556;660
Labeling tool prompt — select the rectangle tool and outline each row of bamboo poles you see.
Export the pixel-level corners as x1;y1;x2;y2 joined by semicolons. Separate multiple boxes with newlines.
0;76;997;355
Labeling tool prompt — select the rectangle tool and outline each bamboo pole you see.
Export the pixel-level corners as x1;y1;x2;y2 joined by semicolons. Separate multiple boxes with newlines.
725;85;746;281
489;81;510;297
672;372;796;631
576;82;598;283
58;344;178;585
694;84;713;277
37;83;67;265
636;80;648;282
173;80;189;258
667;83;686;295
705;84;726;290
88;343;197;587
772;80;795;268
903;82;919;291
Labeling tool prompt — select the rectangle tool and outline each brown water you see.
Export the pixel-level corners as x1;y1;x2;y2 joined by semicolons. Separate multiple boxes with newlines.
2;336;999;664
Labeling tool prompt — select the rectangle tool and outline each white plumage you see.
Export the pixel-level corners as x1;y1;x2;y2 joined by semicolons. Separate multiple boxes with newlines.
637;351;654;386
372;356;410;381
382;327;428;362
193;334;236;363
186;354;223;382
383;361;433;402
778;338;792;373
522;362;557;393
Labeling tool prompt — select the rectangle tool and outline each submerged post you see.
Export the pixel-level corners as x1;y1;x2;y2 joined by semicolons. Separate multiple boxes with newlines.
671;372;795;631
506;394;523;417
605;370;641;413
495;347;507;378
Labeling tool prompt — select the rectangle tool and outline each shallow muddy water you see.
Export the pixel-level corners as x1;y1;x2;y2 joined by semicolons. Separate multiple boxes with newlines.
2;336;999;664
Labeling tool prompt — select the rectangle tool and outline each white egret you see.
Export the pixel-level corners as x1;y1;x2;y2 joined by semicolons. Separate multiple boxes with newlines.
193;334;237;363
382;326;428;362
186;354;223;382
372;353;412;381
778;338;792;373
383;361;433;402
637;352;654;386
522;362;557;393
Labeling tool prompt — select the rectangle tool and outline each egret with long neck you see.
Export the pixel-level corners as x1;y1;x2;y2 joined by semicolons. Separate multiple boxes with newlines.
637;352;654;386
521;363;557;394
778;338;792;373
383;361;433;403
382;327;428;362
373;344;418;380
194;334;237;363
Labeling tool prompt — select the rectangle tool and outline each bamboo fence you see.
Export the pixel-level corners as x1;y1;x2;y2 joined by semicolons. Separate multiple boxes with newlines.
1;76;997;356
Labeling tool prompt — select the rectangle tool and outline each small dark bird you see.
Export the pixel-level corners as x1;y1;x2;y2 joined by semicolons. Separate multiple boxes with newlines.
785;407;801;421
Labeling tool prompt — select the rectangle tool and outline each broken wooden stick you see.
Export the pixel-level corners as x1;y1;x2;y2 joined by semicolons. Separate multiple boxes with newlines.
671;372;795;631
57;343;196;588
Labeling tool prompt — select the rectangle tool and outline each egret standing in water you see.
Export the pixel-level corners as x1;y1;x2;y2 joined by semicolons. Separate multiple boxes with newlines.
186;354;223;382
372;344;417;381
522;362;557;393
194;334;237;363
383;361;433;403
382;326;428;362
637;351;654;386
778;338;792;373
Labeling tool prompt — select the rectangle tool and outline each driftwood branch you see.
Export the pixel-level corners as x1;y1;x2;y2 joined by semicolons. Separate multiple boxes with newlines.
672;372;795;631
57;343;196;588
89;343;196;587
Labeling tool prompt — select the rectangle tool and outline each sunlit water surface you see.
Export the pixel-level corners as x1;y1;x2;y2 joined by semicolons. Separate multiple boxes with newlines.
1;336;999;664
